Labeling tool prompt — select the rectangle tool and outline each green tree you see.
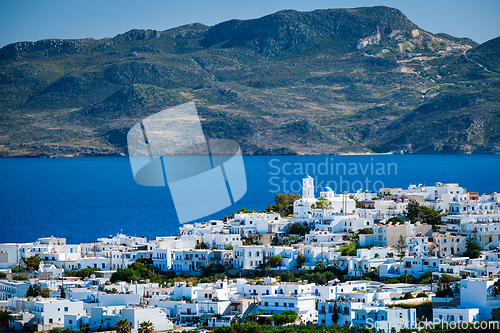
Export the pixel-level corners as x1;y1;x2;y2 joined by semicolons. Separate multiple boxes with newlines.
269;310;297;325
42;287;51;298
195;242;209;249
65;267;100;278
464;239;481;259
296;254;306;268
138;321;154;333
110;268;141;283
338;242;357;256
60;286;66;299
288;222;308;236
0;310;12;326
24;254;41;271
315;262;326;271
310;197;332;210
280;271;295;282
396;235;406;263
116;319;132;333
266;193;301;217
201;263;226;277
331;300;339;325
418;205;444;229
493;279;500;296
268;255;282;268
403;292;414;299
33;284;42;297
436;274;461;297
357;228;373;235
403;199;420;221
387;216;405;224
105;288;119;294
26;285;35;297
224;244;233;251
0;272;6;280
418;270;433;284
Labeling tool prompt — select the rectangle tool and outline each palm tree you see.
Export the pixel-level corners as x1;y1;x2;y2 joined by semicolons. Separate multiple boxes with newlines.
138;321;154;333
116;319;131;333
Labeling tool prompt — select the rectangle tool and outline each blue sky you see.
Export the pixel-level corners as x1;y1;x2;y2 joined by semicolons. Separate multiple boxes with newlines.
0;0;499;48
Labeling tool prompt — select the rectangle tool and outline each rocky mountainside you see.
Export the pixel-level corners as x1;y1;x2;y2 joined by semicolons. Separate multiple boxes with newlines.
0;6;499;157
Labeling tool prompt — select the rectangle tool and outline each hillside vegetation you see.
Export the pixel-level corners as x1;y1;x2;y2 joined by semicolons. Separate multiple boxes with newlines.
0;6;499;157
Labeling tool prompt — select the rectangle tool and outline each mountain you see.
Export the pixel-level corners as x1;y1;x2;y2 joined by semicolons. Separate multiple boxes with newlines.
0;6;499;157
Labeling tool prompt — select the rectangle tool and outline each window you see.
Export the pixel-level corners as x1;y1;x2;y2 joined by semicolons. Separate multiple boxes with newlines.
289;303;294;307
265;302;268;306
64;307;68;312
275;302;279;307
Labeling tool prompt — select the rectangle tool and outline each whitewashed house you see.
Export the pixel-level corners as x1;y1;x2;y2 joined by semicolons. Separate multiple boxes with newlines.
259;295;316;322
460;277;500;320
233;246;264;269
433;307;479;323
32;298;85;326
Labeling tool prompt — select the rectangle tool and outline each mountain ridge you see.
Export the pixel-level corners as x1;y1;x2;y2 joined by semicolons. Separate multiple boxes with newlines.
0;6;499;157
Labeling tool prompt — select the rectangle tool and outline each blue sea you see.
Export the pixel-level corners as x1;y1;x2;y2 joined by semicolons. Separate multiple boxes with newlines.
1;155;500;244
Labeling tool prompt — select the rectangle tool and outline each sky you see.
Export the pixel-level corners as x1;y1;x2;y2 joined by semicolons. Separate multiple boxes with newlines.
0;0;499;48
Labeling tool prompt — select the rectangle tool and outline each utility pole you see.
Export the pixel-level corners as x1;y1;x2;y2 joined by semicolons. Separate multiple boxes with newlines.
321;244;324;264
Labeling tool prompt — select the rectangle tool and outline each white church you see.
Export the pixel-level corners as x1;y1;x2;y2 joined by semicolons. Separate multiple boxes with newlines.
293;176;356;220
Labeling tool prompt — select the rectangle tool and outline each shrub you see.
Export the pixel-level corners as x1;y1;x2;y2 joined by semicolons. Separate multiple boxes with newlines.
268;255;283;268
195;242;209;249
65;267;101;278
416;292;428;298
403;292;414;299
13;275;29;281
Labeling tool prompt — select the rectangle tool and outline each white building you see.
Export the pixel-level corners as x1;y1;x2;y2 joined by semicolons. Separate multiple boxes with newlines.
233;246;264;270
229;213;287;236
259;295;316;322
0;244;24;269
32;298;85;326
89;306;174;331
264;246;299;270
171;249;211;272
433;307;479;323
352;306;416;332
0;280;30;300
293;176;318;220
318;300;362;326
460;278;500;320
406;237;430;257
431;233;467;257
